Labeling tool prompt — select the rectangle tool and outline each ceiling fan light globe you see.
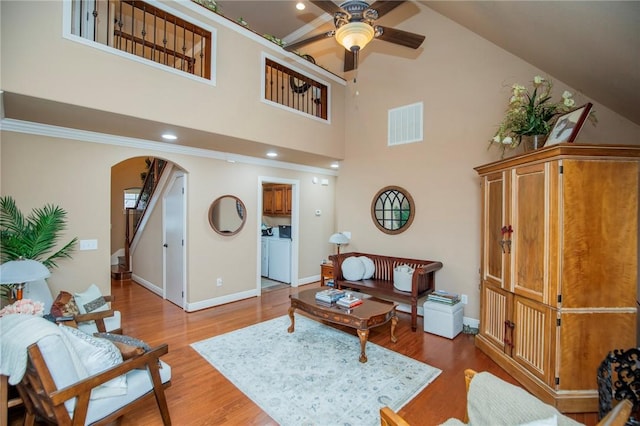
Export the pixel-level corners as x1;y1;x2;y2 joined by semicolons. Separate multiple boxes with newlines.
335;21;374;51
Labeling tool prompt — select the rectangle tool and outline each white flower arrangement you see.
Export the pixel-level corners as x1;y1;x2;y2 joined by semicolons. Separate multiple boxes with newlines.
0;298;45;317
490;75;583;152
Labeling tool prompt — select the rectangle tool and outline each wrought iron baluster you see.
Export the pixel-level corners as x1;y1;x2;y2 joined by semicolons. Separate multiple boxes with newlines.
92;2;98;42
152;9;157;63
162;16;167;66
172;17;177;71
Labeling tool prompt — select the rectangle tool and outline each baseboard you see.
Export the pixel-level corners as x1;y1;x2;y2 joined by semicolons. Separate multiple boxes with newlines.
131;274;162;296
187;289;257;312
297;274;320;286
463;316;479;328
111;248;125;265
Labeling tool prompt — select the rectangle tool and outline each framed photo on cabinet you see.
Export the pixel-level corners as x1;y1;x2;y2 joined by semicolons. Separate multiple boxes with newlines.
545;102;593;146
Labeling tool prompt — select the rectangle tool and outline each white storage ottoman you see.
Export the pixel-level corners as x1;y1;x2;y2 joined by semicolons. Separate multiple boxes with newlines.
423;300;464;339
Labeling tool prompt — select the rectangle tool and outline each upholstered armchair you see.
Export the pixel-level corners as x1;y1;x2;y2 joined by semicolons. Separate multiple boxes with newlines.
380;369;633;426
51;284;122;335
1;315;171;425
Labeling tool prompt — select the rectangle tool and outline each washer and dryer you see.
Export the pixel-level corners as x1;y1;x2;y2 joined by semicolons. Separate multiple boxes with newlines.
260;226;292;284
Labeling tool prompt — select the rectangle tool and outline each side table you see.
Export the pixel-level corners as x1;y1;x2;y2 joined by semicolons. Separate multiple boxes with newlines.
320;262;333;287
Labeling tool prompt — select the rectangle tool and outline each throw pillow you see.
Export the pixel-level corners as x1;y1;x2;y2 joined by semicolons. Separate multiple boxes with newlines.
94;333;151;360
359;256;375;279
50;291;80;318
341;257;365;281
74;284;109;314
58;324;127;399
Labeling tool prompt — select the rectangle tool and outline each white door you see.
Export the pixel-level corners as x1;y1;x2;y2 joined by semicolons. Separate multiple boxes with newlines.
164;174;185;307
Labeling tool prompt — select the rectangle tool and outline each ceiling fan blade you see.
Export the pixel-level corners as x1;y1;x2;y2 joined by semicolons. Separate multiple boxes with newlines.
344;50;356;72
284;31;335;52
367;1;405;19
310;0;344;16
375;26;425;49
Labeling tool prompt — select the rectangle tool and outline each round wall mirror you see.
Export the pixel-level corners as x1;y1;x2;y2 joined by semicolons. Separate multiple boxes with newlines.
371;186;415;235
208;195;246;236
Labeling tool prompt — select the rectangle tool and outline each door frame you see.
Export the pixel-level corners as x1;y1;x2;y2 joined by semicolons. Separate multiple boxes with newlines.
163;171;187;308
257;176;300;294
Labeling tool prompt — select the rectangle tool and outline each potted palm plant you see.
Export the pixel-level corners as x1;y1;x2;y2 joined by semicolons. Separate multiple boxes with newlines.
0;196;77;302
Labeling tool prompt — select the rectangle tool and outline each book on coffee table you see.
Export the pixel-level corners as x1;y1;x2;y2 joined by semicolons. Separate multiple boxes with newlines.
337;295;363;308
315;289;345;303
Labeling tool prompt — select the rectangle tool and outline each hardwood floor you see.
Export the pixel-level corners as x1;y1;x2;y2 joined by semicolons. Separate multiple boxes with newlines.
11;279;600;425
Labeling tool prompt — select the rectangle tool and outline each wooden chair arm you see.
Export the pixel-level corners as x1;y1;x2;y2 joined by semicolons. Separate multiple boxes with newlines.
596;399;633;426
47;343;169;406
380;406;410;426
72;309;116;323
462;369;476;423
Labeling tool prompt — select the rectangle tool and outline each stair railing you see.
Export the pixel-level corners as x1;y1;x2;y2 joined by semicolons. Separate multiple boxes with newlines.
124;158;167;271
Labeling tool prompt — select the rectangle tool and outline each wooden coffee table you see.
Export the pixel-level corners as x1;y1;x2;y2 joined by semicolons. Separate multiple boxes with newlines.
288;287;398;363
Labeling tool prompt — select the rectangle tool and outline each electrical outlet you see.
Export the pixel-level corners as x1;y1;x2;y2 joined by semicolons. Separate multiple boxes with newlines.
216;278;223;287
461;294;468;304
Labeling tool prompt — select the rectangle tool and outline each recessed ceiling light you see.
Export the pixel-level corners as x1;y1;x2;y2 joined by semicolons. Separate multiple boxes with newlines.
296;2;305;11
267;151;278;158
330;163;339;168
162;133;177;141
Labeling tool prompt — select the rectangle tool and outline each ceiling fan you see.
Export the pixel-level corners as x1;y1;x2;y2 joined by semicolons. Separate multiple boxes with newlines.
284;0;425;72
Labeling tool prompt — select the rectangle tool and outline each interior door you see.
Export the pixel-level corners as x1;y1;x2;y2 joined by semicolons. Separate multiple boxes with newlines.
164;174;185;308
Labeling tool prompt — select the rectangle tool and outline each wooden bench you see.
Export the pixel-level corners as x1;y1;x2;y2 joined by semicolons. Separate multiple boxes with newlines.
329;252;443;331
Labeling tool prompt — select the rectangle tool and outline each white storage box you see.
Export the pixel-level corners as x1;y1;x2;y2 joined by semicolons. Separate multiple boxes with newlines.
423;300;464;339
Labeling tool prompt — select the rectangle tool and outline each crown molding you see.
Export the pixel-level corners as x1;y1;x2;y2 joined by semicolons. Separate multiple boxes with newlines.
0;118;339;176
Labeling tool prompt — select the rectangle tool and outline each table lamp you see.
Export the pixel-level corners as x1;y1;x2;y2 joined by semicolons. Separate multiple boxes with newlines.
0;259;51;301
329;232;350;254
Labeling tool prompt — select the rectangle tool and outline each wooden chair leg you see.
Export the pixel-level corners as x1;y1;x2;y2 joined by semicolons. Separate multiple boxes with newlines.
24;413;35;426
148;364;171;425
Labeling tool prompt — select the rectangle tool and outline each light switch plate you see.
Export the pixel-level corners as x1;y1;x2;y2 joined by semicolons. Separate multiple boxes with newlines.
79;239;98;250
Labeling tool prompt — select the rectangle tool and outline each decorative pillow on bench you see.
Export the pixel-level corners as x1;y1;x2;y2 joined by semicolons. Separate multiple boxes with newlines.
341;256;375;281
359;256;375;279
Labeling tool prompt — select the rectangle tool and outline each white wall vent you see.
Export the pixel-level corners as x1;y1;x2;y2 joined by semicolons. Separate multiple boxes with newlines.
388;102;423;146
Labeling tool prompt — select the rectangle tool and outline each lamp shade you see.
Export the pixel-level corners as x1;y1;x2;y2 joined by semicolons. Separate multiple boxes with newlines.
0;259;51;284
335;22;374;52
329;233;350;245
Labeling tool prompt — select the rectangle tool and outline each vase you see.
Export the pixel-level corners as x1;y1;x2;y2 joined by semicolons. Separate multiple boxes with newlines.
521;134;546;152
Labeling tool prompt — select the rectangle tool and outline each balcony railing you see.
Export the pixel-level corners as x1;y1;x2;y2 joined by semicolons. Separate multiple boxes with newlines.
264;58;328;120
71;0;212;79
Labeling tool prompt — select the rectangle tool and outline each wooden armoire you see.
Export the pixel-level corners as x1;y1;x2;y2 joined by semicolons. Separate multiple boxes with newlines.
474;144;639;413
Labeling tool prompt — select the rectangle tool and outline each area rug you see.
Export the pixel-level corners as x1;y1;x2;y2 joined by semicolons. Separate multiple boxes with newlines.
191;315;441;425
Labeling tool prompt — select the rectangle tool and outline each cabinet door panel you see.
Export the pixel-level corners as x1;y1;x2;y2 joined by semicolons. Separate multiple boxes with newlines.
483;172;509;289
558;311;636;390
561;160;639;308
285;186;292;214
273;186;285;214
480;283;512;351
263;187;274;215
512;165;546;302
512;296;555;386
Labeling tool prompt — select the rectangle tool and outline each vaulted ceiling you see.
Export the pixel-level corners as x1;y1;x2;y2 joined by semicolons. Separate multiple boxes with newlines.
216;1;640;127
